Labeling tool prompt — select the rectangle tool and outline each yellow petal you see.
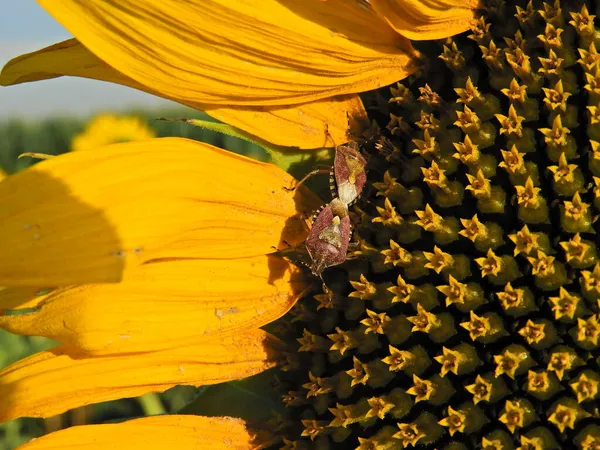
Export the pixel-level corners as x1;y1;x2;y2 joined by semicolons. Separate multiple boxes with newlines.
0;255;306;354
0;39;369;149
31;0;416;108
208;94;369;149
0;331;279;421
16;416;265;450
0;39;139;87
370;0;480;40
0;137;319;286
0;287;49;311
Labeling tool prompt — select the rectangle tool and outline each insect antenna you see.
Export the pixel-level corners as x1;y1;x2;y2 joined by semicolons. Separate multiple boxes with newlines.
284;167;331;192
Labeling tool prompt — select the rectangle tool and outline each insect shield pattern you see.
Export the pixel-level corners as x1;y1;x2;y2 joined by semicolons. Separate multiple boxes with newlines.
305;198;352;276
303;141;369;277
331;141;368;206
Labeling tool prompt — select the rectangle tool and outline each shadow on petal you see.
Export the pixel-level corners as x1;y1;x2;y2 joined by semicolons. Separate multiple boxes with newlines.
0;255;308;355
0;167;124;286
16;415;272;450
0;331;283;422
280;0;415;51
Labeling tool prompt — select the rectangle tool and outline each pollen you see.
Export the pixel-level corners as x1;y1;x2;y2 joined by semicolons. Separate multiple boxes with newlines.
424;246;454;274
455;105;482;134
499;145;526;175
407;304;441;334
372;171;398;197
414;204;444;232
501;78;527;103
406;374;434;403
547;404;578;433
475;249;502;277
415;111;440;134
466;170;491;198
360;309;390;335
459;215;488;242
412;129;440;159
455;76;484;105
421;161;449;190
346;356;370;387
439;41;466;71
518;320;546;345
438;406;467;436
388;275;415;304
495;105;525;137
465;375;493;404
437;275;467;306
548;287;581;320
515;177;541;208
393;423;424;447
570;372;600;403
542;80;571;112
578;43;600;72
372;197;403;227
380;240;412;267
497;283;526;311
453;134;480;165
282;2;600;447
461;311;493;341
434;346;464;376
349;274;377;300
382;345;415;372
499;400;528;433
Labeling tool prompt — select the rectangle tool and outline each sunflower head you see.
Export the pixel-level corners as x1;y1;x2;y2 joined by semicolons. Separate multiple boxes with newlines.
71;114;156;151
275;1;600;448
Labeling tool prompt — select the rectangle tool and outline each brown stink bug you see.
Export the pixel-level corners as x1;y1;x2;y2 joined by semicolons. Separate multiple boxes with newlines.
305;197;352;276
289;141;368;208
331;141;368;207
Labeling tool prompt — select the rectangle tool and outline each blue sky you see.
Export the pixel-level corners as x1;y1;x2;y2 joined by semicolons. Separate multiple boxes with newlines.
0;1;173;119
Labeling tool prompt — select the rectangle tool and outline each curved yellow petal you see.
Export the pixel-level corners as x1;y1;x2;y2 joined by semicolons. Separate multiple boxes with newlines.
0;39;138;87
370;0;481;40
0;331;280;422
0;287;49;311
16;416;266;449
0;39;368;148
32;0;416;108
0;137;319;286
208;95;369;149
0;255;306;354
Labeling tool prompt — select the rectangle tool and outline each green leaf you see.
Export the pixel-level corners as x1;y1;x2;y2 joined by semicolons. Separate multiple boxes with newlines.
177;369;284;422
157;117;332;172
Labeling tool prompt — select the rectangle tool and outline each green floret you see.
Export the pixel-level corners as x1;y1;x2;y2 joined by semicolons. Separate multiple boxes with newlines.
275;1;600;449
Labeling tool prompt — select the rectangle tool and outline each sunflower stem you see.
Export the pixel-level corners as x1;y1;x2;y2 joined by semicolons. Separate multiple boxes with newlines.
138;393;165;416
155;117;330;171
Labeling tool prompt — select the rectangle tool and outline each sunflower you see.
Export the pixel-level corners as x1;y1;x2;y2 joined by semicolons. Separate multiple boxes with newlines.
71;114;156;151
6;0;600;450
0;0;477;149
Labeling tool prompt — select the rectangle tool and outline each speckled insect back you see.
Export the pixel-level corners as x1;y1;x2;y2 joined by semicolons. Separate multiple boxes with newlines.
332;141;369;207
306;198;353;277
299;140;368;277
272;1;600;449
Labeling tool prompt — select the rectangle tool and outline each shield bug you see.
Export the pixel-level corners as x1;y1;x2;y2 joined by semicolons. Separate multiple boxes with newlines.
289;140;368;208
332;141;368;206
305;197;352;276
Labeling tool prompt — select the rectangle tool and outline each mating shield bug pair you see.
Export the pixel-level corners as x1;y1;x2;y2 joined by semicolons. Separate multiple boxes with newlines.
292;142;368;209
290;141;368;277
